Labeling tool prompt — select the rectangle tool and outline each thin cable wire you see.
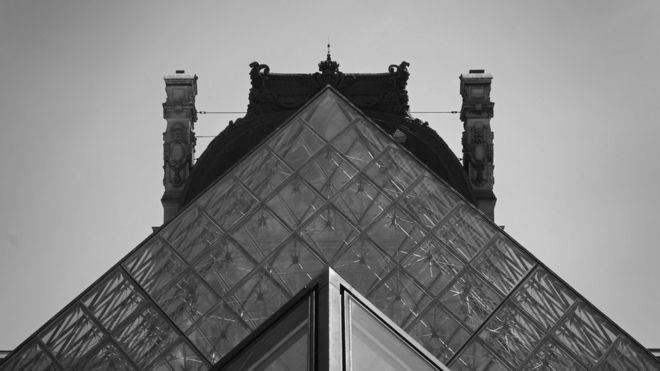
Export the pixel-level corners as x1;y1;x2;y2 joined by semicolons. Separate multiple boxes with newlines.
197;110;459;114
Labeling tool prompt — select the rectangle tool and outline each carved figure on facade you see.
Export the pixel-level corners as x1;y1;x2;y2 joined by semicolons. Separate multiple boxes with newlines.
463;124;494;188
164;126;191;189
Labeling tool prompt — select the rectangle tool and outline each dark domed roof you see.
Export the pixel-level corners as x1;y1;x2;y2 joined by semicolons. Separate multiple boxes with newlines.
182;61;474;206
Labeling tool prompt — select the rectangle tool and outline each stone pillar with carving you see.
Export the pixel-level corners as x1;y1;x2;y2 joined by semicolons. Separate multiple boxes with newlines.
161;70;197;223
460;70;496;220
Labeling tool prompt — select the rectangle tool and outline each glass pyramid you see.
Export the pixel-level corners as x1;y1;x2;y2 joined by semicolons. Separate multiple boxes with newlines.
2;87;657;370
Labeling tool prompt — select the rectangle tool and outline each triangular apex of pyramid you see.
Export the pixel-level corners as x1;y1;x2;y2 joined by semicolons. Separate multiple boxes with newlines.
2;78;658;371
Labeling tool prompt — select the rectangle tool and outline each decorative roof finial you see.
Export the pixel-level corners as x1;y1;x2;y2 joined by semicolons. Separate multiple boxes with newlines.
318;41;339;75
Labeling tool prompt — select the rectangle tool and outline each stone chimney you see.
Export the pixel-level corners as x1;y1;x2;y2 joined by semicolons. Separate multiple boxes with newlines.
460;70;496;220
161;70;197;223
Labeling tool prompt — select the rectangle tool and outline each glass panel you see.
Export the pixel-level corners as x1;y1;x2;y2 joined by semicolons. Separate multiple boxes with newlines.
186;302;250;364
82;269;146;332
149;341;208;371
268;119;324;170
160;206;222;264
472;237;535;295
226;268;292;329
599;338;659;371
220;294;311;371
74;342;136;371
113;306;179;368
268;238;325;295
367;269;431;329
346;295;438;371
450;339;511;371
39;306;103;369
155;271;217;331
408;303;471;363
331;123;385;170
299;146;358;198
301;89;354;141
333;175;391;229
401;237;464;295
300;205;358;262
513;268;577;331
399;176;460;229
477;303;543;368
231;207;290;261
194;237;256;297
553;304;619;367
439;269;502;330
0;341;61;371
236;148;293;201
434;206;496;262
521;338;585;370
202;179;259;231
122;237;187;299
266;174;324;229
366;207;426;262
332;238;394;296
364;147;424;199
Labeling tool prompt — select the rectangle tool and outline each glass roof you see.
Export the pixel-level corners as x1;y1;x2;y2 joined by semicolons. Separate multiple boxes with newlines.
1;87;657;370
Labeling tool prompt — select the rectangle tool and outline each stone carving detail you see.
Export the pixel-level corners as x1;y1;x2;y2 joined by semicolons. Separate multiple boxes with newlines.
164;125;192;188
462;124;494;188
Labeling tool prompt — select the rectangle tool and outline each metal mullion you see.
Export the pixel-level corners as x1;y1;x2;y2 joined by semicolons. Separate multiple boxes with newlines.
33;338;67;371
118;265;209;366
75;301;141;371
447;264;538;365
537;299;591;369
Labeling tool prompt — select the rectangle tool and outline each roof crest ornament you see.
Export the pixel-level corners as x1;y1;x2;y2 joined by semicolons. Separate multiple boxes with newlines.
318;43;340;75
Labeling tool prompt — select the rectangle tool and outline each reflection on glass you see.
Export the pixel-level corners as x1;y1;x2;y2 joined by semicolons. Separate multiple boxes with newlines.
346;295;439;371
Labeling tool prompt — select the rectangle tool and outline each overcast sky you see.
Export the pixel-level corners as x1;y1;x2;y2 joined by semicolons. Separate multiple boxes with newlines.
1;0;659;351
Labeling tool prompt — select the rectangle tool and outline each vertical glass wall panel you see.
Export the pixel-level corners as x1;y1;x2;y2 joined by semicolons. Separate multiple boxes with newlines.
345;294;439;371
219;294;312;371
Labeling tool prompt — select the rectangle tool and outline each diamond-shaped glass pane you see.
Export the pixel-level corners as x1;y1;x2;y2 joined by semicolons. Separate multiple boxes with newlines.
450;339;511;371
269;238;325;295
599;338;659;371
330;122;387;169
522;338;585;370
231;207;290;261
75;343;136;371
300;89;354;141
268;119;325;170
202;179;258;231
300;206;358;262
367;268;431;328
266;174;324;229
478;303;543;368
513;268;577;331
236;148;293;200
332;238;394;296
114;306;178;368
299;146;358;198
39;306;103;369
333;175;391;228
408;303;471;363
472;237;535;295
435;206;496;262
226;269;292;329
402;237;464;295
149;341;208;371
156;271;217;332
364;147;424;199
399;176;460;229
123;237;187;299
554;304;619;367
82;269;146;333
440;269;502;330
186;302;250;364
160;207;222;264
367;207;426;261
194;237;256;297
0;342;59;371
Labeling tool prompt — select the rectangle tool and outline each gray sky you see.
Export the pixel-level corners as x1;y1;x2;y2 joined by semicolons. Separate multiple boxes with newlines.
1;0;659;350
